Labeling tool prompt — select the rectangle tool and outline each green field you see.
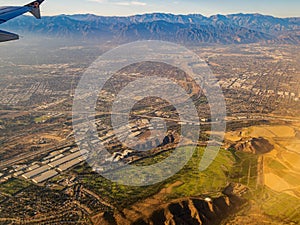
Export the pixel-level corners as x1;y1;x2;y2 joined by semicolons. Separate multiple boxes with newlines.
76;146;259;207
75;145;300;223
34;115;51;123
77;169;165;208
263;191;300;223
0;178;31;196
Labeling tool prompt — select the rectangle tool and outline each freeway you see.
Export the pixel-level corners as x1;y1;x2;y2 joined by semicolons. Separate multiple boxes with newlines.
1;113;299;170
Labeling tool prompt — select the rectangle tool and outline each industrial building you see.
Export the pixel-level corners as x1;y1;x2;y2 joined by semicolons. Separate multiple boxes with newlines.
48;150;87;168
32;170;58;184
57;157;85;172
22;165;51;179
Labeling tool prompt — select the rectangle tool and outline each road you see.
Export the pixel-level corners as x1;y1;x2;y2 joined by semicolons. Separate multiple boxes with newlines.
1;112;299;170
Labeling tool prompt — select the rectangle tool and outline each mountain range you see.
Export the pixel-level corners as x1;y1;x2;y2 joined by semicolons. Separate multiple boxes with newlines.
1;13;300;44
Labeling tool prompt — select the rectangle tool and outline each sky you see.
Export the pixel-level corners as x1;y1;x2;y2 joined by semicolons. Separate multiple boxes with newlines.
1;0;299;17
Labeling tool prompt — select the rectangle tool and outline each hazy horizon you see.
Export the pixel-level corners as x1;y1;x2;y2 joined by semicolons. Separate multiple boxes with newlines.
32;12;300;19
0;0;299;18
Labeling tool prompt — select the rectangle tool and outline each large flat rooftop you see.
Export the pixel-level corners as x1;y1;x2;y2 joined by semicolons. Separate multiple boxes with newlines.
32;170;58;184
48;150;87;168
22;165;51;179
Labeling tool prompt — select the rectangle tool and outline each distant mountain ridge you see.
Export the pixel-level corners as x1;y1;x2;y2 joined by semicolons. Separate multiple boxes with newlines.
1;13;299;44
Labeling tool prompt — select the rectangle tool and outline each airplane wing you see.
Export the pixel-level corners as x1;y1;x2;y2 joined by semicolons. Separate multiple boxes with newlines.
25;0;44;19
0;0;45;42
0;29;19;42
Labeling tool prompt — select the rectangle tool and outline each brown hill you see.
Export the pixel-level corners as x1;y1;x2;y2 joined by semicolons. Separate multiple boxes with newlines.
233;137;274;154
92;183;248;225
